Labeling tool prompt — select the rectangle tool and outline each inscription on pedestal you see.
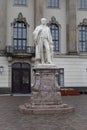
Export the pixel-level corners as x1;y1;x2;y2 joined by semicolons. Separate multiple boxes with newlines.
41;74;54;91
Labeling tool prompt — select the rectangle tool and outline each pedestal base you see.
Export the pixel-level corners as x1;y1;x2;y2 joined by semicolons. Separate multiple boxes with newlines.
19;64;75;114
19;104;74;115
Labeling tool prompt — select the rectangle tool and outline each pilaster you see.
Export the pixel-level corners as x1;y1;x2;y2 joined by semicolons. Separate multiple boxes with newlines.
0;0;7;50
66;0;77;54
34;0;43;26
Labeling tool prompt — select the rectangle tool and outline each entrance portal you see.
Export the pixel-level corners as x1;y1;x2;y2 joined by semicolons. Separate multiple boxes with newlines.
12;63;31;94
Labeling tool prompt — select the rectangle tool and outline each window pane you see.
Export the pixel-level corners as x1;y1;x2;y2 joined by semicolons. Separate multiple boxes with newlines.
47;0;59;8
79;25;87;52
78;0;87;9
58;68;64;87
49;23;59;51
13;21;27;51
12;63;21;68
23;29;27;38
14;0;26;5
22;63;30;69
18;28;22;38
13;28;17;38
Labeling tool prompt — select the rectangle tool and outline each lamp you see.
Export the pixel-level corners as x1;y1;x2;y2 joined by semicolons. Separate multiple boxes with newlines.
0;66;4;73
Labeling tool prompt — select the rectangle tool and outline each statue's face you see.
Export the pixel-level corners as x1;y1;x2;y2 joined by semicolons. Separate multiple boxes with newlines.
41;18;47;25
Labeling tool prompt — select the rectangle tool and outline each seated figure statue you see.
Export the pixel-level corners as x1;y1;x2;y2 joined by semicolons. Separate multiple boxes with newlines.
33;18;53;64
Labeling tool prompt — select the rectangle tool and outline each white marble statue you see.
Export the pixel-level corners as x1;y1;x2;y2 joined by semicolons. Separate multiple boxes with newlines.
33;18;53;64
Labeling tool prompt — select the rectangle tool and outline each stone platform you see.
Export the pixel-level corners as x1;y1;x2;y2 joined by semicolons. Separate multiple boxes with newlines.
19;64;74;114
19;104;74;115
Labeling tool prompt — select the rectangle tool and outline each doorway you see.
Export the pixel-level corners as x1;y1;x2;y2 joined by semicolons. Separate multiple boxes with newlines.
12;62;31;94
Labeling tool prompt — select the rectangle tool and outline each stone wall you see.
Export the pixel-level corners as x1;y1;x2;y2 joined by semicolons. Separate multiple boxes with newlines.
0;57;9;88
54;57;87;87
6;0;34;46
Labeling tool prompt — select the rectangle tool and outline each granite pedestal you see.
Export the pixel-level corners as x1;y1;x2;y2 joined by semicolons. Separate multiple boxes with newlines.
19;64;74;114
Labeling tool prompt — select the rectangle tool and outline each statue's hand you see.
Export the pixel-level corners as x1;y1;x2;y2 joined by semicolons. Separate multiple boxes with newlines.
34;41;38;46
50;44;54;52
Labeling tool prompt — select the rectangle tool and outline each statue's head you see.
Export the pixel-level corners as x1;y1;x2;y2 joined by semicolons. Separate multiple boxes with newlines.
41;18;47;25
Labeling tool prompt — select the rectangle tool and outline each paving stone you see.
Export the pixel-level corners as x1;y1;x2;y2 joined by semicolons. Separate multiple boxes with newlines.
0;95;87;130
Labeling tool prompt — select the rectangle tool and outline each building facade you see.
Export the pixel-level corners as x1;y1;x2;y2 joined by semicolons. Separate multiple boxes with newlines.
0;0;87;94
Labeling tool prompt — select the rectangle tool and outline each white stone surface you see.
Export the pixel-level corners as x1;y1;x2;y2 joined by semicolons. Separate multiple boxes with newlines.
0;57;9;88
54;57;87;87
33;18;53;64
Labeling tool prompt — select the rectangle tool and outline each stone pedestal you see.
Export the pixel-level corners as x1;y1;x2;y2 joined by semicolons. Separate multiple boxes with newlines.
19;64;74;114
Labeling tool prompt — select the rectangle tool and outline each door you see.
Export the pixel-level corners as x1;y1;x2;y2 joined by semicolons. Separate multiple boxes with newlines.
12;63;31;94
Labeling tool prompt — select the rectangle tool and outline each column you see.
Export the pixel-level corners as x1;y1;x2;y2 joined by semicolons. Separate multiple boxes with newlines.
66;0;77;54
34;0;43;26
0;0;7;50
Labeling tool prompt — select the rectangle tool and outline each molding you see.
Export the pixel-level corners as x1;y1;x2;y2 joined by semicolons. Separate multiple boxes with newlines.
48;16;61;27
11;12;29;27
79;18;87;26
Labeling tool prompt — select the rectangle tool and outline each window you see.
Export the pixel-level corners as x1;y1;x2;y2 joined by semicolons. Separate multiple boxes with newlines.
79;26;87;52
12;13;29;52
49;23;59;51
78;0;87;9
14;0;27;6
47;0;59;8
13;21;27;51
58;68;64;87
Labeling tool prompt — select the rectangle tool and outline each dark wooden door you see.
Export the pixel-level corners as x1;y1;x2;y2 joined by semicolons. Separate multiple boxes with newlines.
12;63;31;94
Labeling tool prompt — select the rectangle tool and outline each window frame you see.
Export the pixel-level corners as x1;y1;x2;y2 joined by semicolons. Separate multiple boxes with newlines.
78;0;87;10
58;68;64;87
14;0;27;6
48;17;61;53
11;13;29;52
78;25;87;52
49;23;59;52
47;0;60;8
13;21;27;52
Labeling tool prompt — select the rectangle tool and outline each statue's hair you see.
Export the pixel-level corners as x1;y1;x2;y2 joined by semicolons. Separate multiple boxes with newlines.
41;18;47;23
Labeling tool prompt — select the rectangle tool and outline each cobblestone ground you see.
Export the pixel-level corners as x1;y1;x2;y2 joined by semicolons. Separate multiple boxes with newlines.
0;95;87;130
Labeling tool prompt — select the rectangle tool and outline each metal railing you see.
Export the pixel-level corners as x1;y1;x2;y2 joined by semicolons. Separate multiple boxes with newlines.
5;45;35;56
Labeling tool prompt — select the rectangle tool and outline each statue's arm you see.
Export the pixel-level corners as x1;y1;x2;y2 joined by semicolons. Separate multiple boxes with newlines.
33;27;42;44
33;27;38;42
48;28;53;45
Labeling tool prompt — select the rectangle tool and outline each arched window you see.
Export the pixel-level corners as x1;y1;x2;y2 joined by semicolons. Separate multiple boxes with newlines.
13;21;27;51
49;23;59;51
48;17;60;52
79;19;87;52
12;13;29;52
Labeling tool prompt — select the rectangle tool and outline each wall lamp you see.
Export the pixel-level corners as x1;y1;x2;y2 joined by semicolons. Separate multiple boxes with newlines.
0;66;4;73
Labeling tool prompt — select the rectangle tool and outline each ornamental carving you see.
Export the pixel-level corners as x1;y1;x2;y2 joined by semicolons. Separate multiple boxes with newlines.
48;16;61;26
11;12;29;26
79;18;87;26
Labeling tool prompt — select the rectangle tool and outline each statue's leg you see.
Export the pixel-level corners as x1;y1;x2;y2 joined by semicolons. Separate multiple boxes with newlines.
40;38;44;64
44;40;52;64
35;45;41;64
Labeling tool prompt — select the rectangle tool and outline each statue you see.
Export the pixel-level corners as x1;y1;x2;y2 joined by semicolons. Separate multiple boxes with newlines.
19;18;74;114
33;18;53;64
